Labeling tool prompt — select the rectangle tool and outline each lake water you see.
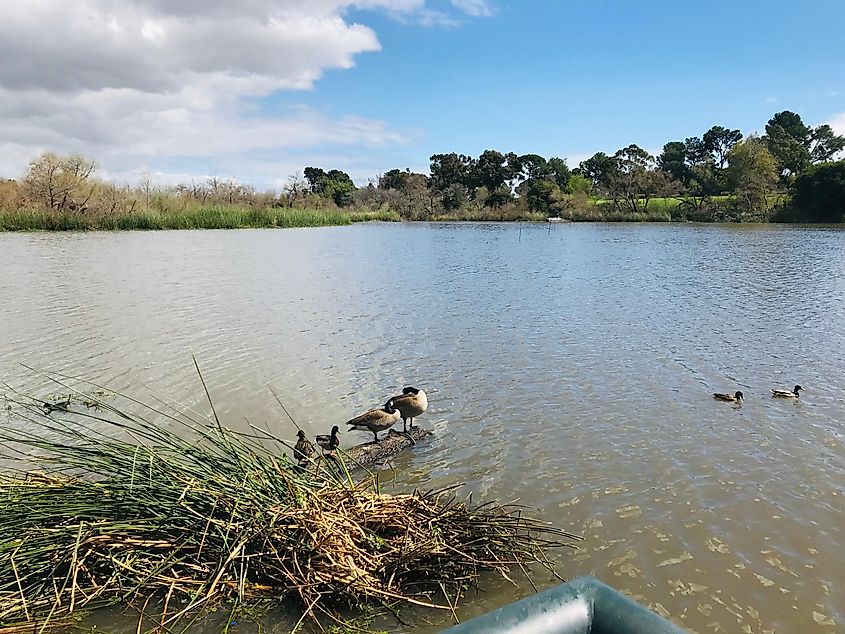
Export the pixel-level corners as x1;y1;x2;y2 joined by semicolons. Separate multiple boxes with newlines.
1;223;843;633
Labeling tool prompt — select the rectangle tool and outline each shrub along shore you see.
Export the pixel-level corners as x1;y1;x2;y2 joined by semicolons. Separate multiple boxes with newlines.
1;193;839;232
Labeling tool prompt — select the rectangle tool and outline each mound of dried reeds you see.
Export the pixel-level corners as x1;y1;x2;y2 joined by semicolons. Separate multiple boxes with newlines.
0;375;581;631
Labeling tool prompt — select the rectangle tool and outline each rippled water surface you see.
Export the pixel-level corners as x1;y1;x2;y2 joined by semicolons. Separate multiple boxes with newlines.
1;223;843;633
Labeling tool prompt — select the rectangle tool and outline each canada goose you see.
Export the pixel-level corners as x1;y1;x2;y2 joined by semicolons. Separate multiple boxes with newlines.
389;387;428;432
347;400;401;443
315;425;341;454
292;429;315;464
714;391;743;403
772;385;803;398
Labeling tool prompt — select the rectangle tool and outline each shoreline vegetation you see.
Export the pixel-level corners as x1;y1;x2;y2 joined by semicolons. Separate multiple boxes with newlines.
1;110;843;231
0;376;582;631
0;205;401;232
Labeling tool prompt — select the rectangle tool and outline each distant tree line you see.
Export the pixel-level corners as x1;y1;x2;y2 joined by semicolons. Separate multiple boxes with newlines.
2;110;843;224
294;110;845;222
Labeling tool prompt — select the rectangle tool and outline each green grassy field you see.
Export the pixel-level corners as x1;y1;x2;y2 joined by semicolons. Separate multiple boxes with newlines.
0;206;400;231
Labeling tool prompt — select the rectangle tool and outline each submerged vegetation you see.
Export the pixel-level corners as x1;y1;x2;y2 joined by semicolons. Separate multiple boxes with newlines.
0;377;580;631
1;109;842;231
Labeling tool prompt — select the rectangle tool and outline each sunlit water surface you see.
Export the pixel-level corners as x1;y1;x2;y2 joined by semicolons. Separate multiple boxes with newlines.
1;223;843;633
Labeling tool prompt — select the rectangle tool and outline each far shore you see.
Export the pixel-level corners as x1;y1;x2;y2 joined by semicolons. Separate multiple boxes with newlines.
3;200;838;232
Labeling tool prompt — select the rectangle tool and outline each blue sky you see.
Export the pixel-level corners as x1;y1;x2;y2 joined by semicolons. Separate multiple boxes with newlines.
1;0;844;187
320;0;845;173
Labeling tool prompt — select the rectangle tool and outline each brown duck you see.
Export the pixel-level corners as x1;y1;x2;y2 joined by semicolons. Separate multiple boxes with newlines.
292;429;315;465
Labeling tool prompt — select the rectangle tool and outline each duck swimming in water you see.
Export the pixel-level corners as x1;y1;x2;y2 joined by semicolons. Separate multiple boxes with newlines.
772;385;803;398
388;387;428;432
347;400;401;443
714;391;743;403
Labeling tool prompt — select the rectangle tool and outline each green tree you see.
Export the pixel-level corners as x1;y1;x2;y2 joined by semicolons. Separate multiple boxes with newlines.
523;179;561;216
808;124;845;163
658;141;689;183
303;167;356;206
381;171;433;218
579;152;616;192
565;173;592;194
702;125;743;169
323;170;356;207
547;157;571;190
790;160;845;222
676;136;720;216
471;150;519;205
765;112;845;179
765;111;811;177
726;137;779;218
430;153;474;209
378;168;408;191
605;145;670;213
517;154;551;182
303;167;326;193
430;153;473;191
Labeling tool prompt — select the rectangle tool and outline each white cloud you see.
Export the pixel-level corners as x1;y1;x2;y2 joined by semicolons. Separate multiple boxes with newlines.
829;112;845;136
765;96;778;104
566;153;593;168
450;0;493;17
0;0;468;185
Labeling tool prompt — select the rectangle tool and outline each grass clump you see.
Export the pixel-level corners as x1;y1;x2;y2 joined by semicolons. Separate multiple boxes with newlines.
0;376;579;630
0;206;400;232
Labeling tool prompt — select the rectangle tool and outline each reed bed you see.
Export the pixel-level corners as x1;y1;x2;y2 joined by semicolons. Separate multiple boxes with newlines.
0;379;580;631
0;206;400;232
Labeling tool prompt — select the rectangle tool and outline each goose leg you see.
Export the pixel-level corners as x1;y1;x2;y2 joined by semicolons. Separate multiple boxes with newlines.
403;418;407;432
373;430;379;443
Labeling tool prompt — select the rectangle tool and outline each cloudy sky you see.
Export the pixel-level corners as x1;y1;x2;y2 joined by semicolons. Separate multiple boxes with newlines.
2;0;844;188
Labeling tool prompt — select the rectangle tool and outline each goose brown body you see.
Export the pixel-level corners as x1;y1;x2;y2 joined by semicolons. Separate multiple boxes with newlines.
347;402;401;442
389;387;428;432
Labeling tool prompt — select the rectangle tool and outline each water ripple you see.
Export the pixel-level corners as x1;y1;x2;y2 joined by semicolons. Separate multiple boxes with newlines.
1;223;843;633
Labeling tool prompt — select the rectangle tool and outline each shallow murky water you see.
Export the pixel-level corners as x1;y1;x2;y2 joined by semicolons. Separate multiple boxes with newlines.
1;223;843;632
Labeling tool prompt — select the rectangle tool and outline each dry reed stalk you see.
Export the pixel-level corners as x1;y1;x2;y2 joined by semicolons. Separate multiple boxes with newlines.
0;376;582;631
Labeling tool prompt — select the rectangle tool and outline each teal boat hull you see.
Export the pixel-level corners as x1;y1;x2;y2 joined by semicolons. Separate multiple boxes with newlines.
441;576;686;633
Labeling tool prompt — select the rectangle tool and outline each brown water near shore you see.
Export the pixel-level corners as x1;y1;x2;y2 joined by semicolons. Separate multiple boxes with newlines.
1;223;842;632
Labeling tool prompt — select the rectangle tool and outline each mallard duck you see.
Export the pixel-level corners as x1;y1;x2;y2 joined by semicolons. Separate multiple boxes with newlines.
714;391;743;403
315;425;341;454
347;400;401;443
388;387;428;432
292;430;315;464
772;385;803;398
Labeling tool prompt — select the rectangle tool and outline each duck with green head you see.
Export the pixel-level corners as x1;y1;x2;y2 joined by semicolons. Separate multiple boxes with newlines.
316;425;341;454
772;385;803;398
714;391;743;403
